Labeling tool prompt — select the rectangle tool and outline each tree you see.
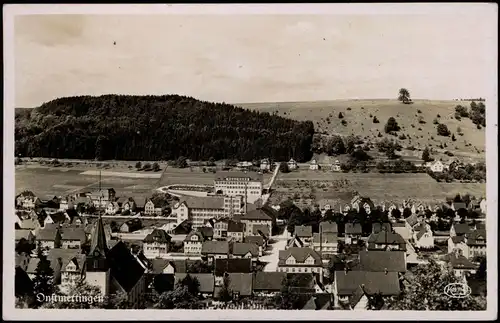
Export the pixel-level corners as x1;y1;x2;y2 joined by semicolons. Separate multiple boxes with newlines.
176;156;188;168
391;208;402;220
154;285;203;309
135;161;142;169
32;244;54;307
402;208;412;219
384;117;400;133
286;208;306;234
152;162;160;172
15;157;22;165
279;162;290;173
398;88;411;104
422;147;431;162
451;134;456;141
386;145;397;159
207;157;216;166
386;259;486;310
187;260;214;274
326;135;346;155
437;124;450;136
276;274;313;309
143;162;152;170
95;135;108;161
373;116;380;123
367;292;385;310
218;275;233;302
338;112;344;119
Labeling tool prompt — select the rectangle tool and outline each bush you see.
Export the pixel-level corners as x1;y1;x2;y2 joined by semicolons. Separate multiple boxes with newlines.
152;162;160;172
143;162;152;170
437;124;451;136
437;114;441;118
445;151;454;156
338;112;344;119
411;124;415;128
417;109;422;113
454;112;461;120
347;107;351;111
373;116;380;123
455;105;469;117
418;127;422;131
398;134;407;140
418;116;426;124
451;134;456;141
341;120;348;126
476;124;482;130
377;132;383;138
135;161;142;169
384;117;400;133
433;118;439;125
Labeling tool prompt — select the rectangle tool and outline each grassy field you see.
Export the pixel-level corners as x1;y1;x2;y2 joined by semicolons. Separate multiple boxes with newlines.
15;164;273;200
269;169;486;208
238;99;486;162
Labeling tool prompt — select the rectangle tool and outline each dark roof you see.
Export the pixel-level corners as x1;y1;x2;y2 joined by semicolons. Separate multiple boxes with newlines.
173;220;192;235
214;258;252;276
451;235;466;244
335;271;401;296
151;259;187;274
175;273;214;294
466;230;486;246
227;221;245;232
302;294;332;310
313;232;338;244
121;218;143;232
453;202;467;210
61;227;86;243
367;230;406;250
48;212;67;224
144;229;172;243
252;272;286;291
232;243;259;257
219;273;253;297
184;231;205;242
241;209;272;221
405;214;419;227
294;225;312;238
37;227;58;241
244;235;264;247
320;221;338;233
357;251;406;272
444;253;477;270
452;223;471;236
372;222;392;234
197;226;214;239
345;223;362;235
201;241;229;255
106;241;145;293
15;229;33;241
252;224;270;238
278;247;322;266
134;197;147;208
177;196;224;210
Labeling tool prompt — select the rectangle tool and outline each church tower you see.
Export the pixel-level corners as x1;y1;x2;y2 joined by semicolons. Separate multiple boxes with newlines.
85;216;110;296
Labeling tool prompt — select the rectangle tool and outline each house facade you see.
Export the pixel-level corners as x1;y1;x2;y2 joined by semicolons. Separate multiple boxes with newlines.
277;247;324;282
287;158;298;170
237;209;273;237
214;172;263;204
412;223;434;249
309;159;319;170
143;229;172;259
184;231;205;255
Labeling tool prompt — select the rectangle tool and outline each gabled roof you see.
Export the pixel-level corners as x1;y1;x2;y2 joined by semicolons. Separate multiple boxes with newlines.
214;258;252;276
15;229;33;241
320;221;338;234
334;271;401;296
144;229;172;243
241;209;272;221
450;235;466;244
452;223;471;236
218;273;253;297
466;230;486;246
197;226;214;239
37;227;58;241
134;197;147;208
106;241;145;293
61;227;86;243
175;273;214;294
444;253;477;270
252;272;286;291
302;294;332;310
201;241;229;255
405;214;419;227
357;251;406;272
47;212;68;224
19;218;38;230
232;243;259;257
345;223;362;235
252;224;270;238
294;225;312;238
227;220;245;233
278;247;322;266
184;231;205;242
244;235;265;247
313;232;338;244
367;230;406;250
151;259;187;274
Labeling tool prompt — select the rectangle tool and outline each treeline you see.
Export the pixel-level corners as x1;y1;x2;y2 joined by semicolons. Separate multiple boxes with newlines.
15;95;314;162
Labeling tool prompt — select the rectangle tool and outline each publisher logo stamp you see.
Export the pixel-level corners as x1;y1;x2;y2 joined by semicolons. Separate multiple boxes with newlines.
444;283;472;298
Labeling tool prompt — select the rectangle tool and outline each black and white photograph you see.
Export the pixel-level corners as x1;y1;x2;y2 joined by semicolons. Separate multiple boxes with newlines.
3;3;497;320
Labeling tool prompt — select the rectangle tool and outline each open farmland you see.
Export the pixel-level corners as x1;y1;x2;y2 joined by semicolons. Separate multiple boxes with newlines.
269;169;486;208
238;99;486;161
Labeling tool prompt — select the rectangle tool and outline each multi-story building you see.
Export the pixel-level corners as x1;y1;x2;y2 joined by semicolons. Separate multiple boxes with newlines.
105;202;120;215
143;229;172;259
89;188;116;209
183;231;205;255
172;196;244;229
287;158;298;170
312;232;338;255
277;247;324;281
16;191;41;209
227;221;246;242
201;241;230;264
235;209;273;237
367;230;406;251
214;218;229;240
214;172;263;204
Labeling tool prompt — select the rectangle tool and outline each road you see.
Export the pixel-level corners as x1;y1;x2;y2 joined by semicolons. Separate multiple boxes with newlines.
261;230;289;272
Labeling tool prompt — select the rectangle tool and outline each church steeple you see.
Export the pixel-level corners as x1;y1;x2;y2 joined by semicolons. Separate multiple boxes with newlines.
87;216;109;271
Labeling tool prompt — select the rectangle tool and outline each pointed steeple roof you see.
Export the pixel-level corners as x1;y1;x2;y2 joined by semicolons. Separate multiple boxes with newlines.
90;216;108;258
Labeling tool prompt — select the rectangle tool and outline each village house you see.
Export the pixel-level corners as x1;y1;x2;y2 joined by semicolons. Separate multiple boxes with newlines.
215;273;253;300
333;270;401;309
119;219;143;233
309;159;319;170
355;250;407;274
37;227;62;252
122;197;137;213
214;258;252;281
143;229;172;259
331;160;341;172
15;229;35;244
184;231;205;255
144;199;164;216
367;230;406;251
60;253;87;290
244;236;266;256
451;202;467;213
16;191;42;210
294;225;313;246
235;209;273;237
227;220;246;242
287;234;306;249
197;226;214;241
443;252;478;280
405;214;421;233
214;171;263;204
231;243;260;263
214;218;229;240
447;235;469;258
43;212;70;227
465;230;487;258
345;223;363;244
260;158;271;171
312;232;338;255
60;227;87;249
201;241;230;264
287;158;298;170
372;222;392;235
450;222;472;237
252;272;287;297
317;200;336;216
351;196;375;215
411;222;435;249
105;202;121;215
89;188;116;209
175;273;215;298
428;160;445;173
277;247;324;282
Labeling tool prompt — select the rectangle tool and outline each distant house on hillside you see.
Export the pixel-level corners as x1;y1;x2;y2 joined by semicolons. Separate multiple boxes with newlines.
428;160;445;173
260;159;271;171
309;159;319;170
287;158;298;170
331;160;341;172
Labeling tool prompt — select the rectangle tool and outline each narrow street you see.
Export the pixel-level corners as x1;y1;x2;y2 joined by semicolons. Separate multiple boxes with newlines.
261;230;289;272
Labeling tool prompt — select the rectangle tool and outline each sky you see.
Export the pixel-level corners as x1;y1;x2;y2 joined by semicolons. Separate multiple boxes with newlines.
13;10;497;108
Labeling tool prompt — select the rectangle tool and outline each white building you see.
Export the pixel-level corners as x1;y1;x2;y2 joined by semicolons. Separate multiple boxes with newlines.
277;247;324;282
412;222;434;249
428;160;445;173
260;159;271;171
171;195;244;229
331;160;341;172
105;202;120;215
309;159;319;170
287;158;298;170
214;172;263;204
143;229;172;259
184;231;205;255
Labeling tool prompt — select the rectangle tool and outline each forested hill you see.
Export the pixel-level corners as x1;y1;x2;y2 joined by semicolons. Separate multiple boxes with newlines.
15;95;315;162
